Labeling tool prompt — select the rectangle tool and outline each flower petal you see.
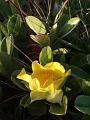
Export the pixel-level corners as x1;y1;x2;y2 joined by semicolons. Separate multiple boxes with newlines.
32;61;65;86
17;68;31;83
30;91;48;103
29;78;40;91
54;69;71;89
65;69;71;77
44;62;65;73
46;89;63;104
32;61;43;72
54;78;65;89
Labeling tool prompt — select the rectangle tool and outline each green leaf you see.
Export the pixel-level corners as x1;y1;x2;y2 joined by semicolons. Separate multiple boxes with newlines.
75;95;90;114
70;53;87;67
25;16;46;34
66;78;82;96
1;35;14;55
30;34;50;47
39;46;53;65
0;30;2;40
0;52;17;76
9;0;19;14
0;34;14;55
0;37;7;53
0;85;3;99
87;54;90;65
82;115;90;120
56;14;69;31
82;81;90;96
0;52;21;78
7;14;22;35
49;96;67;115
70;65;90;80
0;22;8;36
0;60;6;76
27;101;47;116
6;35;14;55
0;0;12;19
11;70;28;91
50;14;69;44
20;94;31;108
58;17;80;38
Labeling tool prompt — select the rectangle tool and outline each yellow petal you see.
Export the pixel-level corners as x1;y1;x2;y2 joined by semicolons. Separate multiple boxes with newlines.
46;83;55;93
54;77;65;89
46;89;63;104
30;83;57;103
30;91;48;103
32;61;65;86
17;68;31;83
30;86;63;104
44;62;65;73
54;69;71;89
29;78;51;92
29;78;40;91
32;61;43;72
65;69;71;77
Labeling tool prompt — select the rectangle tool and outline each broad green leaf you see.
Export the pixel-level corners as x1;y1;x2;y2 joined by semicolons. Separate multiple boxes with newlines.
0;30;2;40
49;27;56;44
50;14;69;43
0;60;6;76
70;53;87;67
0;85;3;99
75;95;90;114
87;54;90;65
52;1;61;17
0;51;21;77
70;65;90;80
9;0;19;14
52;37;82;52
11;70;28;91
82;115;90;120
60;39;82;51
0;22;8;36
7;14;22;35
0;52;16;76
58;17;80;38
49;96;67;115
0;0;12;18
82;81;90;95
56;14;69;31
30;34;50;47
25;16;46;34
66;78;82;96
0;31;2;52
39;46;53;65
6;35;14;55
20;94;31;108
0;37;7;53
0;35;14;55
27;101;47;116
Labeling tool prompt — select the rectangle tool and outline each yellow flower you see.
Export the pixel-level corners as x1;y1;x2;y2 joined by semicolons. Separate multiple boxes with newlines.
17;61;70;104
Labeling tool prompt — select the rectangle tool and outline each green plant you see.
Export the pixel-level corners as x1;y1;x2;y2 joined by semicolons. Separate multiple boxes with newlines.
0;0;90;120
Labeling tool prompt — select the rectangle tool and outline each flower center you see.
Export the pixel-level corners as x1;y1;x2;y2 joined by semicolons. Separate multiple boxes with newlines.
31;70;63;86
